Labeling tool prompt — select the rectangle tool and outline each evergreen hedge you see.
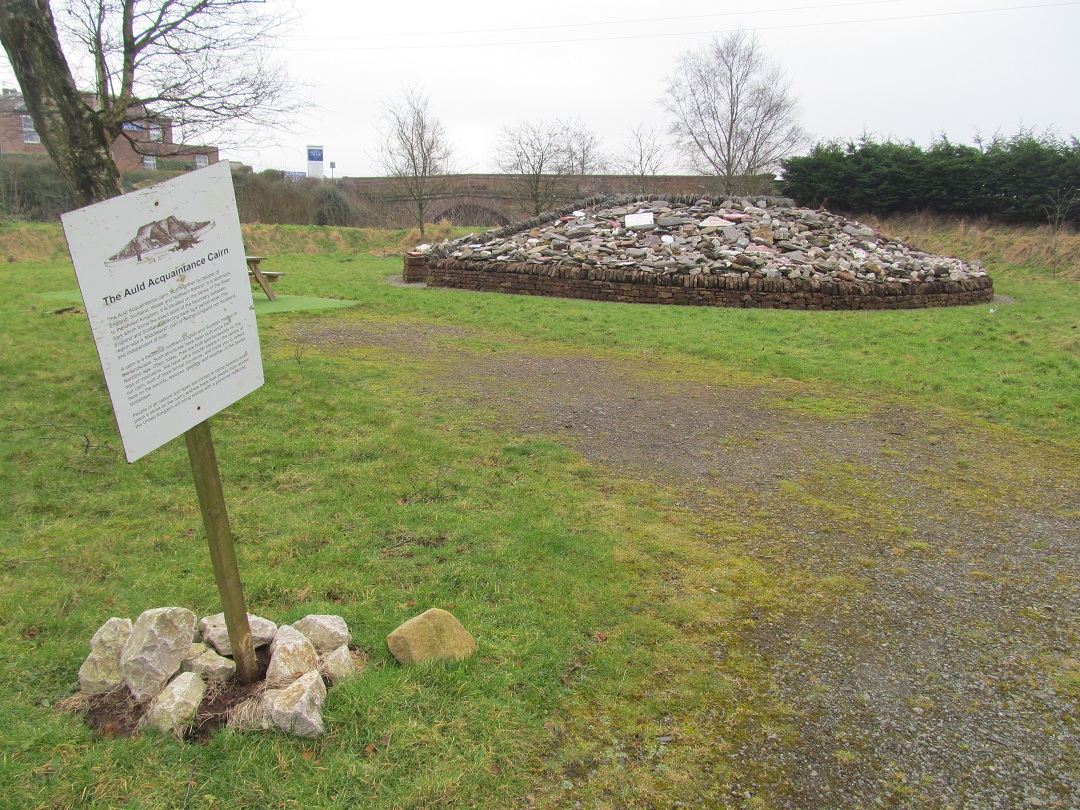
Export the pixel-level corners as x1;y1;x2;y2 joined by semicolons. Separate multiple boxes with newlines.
780;131;1080;226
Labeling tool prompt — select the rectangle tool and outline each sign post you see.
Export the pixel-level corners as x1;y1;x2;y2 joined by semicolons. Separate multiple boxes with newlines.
62;161;263;682
185;420;258;683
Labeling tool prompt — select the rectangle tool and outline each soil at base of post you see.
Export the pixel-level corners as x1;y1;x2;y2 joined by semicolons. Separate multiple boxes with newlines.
77;646;272;743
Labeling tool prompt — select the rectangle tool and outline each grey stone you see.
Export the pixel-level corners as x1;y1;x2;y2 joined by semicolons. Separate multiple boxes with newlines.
387;608;477;666
121;607;197;702
142;672;205;735
78;617;133;693
182;646;236;682
264;670;326;738
292;615;351;653
320;645;360;683
199;612;277;657
266;625;319;685
422;196;989;287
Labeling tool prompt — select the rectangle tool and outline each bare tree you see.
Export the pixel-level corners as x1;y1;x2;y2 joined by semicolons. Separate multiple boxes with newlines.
561;117;607;175
376;86;455;238
613;123;670;194
493;119;571;217
661;29;806;196
0;0;296;208
1043;187;1077;268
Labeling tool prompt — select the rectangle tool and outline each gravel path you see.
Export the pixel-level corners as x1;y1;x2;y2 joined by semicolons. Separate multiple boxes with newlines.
295;316;1079;809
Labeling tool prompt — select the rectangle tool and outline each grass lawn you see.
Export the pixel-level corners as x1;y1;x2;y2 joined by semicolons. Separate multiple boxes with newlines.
0;221;1076;808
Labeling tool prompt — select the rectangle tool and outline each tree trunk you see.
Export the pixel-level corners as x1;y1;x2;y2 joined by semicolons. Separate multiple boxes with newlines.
0;0;122;207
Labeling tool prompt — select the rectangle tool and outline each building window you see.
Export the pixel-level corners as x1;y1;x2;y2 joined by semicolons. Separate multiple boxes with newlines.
141;155;157;171
148;125;163;143
21;115;40;143
195;154;209;168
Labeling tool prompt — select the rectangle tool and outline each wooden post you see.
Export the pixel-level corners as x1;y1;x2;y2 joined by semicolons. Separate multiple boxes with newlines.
184;419;258;684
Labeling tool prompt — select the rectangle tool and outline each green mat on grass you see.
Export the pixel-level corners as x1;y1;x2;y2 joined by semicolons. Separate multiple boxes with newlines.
40;289;356;315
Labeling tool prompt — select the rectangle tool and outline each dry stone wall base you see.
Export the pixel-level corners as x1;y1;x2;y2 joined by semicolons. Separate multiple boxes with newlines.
404;256;994;310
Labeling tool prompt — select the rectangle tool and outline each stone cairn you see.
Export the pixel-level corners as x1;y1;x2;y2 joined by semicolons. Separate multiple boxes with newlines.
75;606;475;739
403;195;994;310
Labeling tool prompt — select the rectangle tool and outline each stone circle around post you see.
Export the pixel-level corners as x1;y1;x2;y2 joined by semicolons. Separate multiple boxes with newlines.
70;606;476;740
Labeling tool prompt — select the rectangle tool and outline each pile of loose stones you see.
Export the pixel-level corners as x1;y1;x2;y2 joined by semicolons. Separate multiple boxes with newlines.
425;196;989;285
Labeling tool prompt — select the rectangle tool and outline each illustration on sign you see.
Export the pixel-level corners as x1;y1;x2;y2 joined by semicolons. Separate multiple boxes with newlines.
106;215;215;266
62;161;263;463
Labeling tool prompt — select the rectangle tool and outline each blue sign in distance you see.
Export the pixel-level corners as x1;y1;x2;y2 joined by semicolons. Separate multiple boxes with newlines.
307;148;323;162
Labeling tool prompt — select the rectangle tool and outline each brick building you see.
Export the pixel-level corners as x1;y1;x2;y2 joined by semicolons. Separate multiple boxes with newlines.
0;88;218;171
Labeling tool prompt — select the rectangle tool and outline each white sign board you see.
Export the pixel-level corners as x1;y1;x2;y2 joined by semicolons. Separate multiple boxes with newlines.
624;212;655;229
62;161;263;462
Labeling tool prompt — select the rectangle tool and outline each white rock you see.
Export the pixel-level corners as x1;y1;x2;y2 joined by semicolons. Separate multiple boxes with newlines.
266;625;318;685
78;617;132;693
142;672;205;735
182;646;236;682
292;615;351;653
198;613;277;656
320;645;359;683
263;670;326;738
121;608;196;702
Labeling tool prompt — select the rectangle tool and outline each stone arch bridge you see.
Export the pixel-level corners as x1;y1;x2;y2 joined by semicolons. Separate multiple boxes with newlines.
341;173;746;228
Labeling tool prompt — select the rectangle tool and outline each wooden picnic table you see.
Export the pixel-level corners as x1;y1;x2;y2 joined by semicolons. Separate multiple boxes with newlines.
246;256;283;301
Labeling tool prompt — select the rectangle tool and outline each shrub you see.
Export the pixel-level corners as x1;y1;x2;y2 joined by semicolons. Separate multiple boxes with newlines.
781;130;1080;226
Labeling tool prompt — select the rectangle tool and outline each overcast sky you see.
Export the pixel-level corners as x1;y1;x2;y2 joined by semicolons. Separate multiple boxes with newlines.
5;0;1079;177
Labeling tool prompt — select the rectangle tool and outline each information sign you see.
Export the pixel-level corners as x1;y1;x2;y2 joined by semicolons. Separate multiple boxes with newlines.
625;212;655;229
62;161;263;462
306;144;324;179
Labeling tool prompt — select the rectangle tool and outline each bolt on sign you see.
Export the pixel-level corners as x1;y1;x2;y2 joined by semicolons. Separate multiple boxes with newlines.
62;160;263;462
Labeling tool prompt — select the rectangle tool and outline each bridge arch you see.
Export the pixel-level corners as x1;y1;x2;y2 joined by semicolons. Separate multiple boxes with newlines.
427;196;516;228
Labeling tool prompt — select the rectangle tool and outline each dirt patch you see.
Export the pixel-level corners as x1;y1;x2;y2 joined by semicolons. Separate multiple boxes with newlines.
63;648;275;743
294;318;1079;808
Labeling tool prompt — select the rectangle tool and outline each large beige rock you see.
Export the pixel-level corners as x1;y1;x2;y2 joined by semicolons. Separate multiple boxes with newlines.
142;672;205;735
263;670;326;738
78;618;132;693
121;608;197;702
386;608;476;665
265;625;318;685
293;614;351;653
198;612;277;656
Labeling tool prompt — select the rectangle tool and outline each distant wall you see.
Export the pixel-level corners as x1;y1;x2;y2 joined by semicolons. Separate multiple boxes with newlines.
403;255;995;310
